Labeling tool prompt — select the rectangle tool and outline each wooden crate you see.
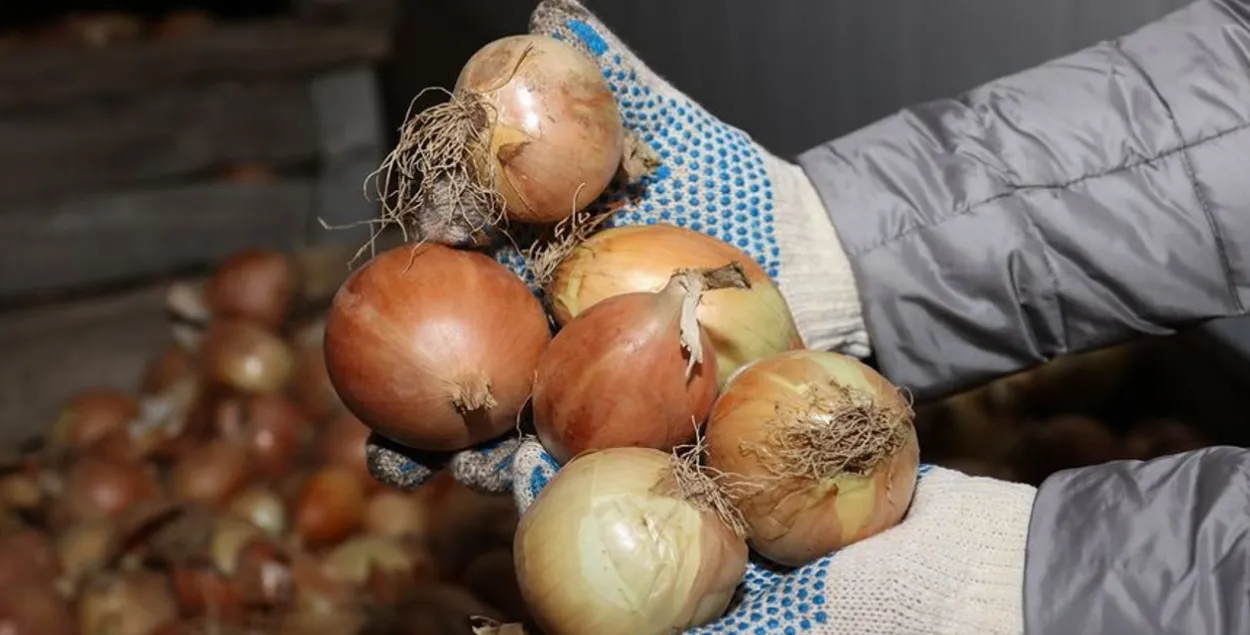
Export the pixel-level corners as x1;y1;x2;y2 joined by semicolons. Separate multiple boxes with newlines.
0;17;393;300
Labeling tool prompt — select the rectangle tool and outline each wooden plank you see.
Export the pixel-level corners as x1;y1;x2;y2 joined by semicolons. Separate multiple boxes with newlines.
309;66;386;246
0;284;170;446
0;180;314;299
0;20;390;112
0;81;319;205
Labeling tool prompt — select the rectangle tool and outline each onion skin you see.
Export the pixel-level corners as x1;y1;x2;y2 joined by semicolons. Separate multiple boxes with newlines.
515;448;747;635
204;248;294;329
169;440;251;505
56;457;161;525
549;224;804;387
533;272;719;464
50;388;140;449
0;584;76;635
0;529;61;587
456;35;623;223
705;350;920;567
324;244;551;451
295;467;365;548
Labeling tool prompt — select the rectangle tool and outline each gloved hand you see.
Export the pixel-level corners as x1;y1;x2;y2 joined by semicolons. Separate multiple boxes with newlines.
367;0;866;493
512;439;1036;635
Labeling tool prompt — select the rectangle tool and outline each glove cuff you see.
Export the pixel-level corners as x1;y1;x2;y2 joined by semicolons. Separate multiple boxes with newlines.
767;153;870;357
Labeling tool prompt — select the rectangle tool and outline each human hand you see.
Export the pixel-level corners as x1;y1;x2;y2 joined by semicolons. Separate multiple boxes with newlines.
367;0;866;493
512;439;1035;635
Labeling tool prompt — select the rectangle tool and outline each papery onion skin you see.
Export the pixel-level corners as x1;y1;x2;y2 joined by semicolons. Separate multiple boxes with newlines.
549;224;804;387
324;244;551;451
705;350;920;567
455;35;623;223
514;448;747;635
533;273;719;464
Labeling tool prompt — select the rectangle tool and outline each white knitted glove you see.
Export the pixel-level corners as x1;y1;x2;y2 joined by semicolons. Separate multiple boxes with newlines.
514;443;1035;635
368;0;867;494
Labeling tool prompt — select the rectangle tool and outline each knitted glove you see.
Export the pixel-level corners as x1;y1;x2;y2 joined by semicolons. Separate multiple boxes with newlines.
367;0;867;493
513;440;1035;635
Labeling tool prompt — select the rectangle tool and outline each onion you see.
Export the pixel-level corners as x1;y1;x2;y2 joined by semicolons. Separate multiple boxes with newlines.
324;244;551;451
226;485;287;537
79;570;178;635
533;266;736;463
323;534;431;586
169;439;250;505
0;472;42;511
55;457;161;525
0;584;76;635
140;344;198;394
290;342;343;421
49;388;140;449
380;34;624;244
514;447;748;635
549;224;804;387
288;551;357;616
317;414;376;491
295;466;365;548
704;350;921;567
201;320;295;394
56;520;117;587
0;529;61;587
215;394;309;478
362;489;430;540
204;249;295;329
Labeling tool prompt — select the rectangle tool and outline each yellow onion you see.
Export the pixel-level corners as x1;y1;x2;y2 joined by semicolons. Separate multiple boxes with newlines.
705;350;920;567
381;34;624;243
533;266;731;464
549;224;804;387
514;447;748;635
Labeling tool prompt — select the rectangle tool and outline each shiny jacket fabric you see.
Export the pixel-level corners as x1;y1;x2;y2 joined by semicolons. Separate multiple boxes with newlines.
798;1;1250;633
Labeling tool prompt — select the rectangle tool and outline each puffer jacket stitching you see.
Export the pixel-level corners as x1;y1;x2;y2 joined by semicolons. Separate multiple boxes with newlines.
1109;38;1245;313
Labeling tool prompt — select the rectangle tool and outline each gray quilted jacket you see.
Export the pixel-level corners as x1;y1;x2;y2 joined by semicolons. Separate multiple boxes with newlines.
798;1;1250;633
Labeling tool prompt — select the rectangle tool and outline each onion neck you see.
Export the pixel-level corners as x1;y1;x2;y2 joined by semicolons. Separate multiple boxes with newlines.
451;374;497;414
661;264;751;379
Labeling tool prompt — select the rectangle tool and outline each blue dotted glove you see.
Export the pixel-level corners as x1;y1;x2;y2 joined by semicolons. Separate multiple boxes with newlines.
367;0;866;494
512;439;1037;635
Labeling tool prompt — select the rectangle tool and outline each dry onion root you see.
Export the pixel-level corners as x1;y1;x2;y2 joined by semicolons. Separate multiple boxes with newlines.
513;447;748;635
371;34;626;247
533;264;745;464
324;244;551;452
705;350;921;567
546;223;805;387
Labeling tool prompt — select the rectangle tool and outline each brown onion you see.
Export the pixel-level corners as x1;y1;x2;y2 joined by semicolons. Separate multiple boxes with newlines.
80;571;177;635
49;388;140;450
0;529;61;587
381;34;624;244
295;466;365;548
705;350;920;567
317;414;375;491
533;266;732;463
0;472;42;511
204;249;295;329
288;551;357;616
141;344;198;394
56;457;161;525
0;584;76;635
324;244;551;451
514;448;748;635
362;490;430;540
201;320;295;394
550;224;804;386
226;486;287;537
216;394;309;478
169;440;250;505
56;520;117;587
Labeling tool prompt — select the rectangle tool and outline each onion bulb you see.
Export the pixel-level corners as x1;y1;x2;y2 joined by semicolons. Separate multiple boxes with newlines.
322;534;431;586
204;249;295;329
324;244;550;451
705;350;920;567
79;570;178;635
295;466;365;548
514;447;748;635
0;529;61;587
169;439;250;505
362;490;430;540
56;520;117;587
379;34;624;244
317;414;376;491
49;388;140;450
0;585;76;635
534;266;739;463
549;224;804;387
201;320;294;394
226;485;287;537
55;457;161;525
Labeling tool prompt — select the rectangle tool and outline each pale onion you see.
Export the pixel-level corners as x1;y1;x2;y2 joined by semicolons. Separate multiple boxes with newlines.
324;244;551;451
705;350;920;567
78;570;178;635
380;34;624;244
225;485;288;537
548;224;804;387
533;266;732;464
56;519;117;587
514;447;748;635
322;534;431;587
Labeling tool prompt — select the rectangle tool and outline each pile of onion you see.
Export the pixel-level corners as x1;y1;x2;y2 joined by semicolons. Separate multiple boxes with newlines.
375;34;627;245
547;224;804;387
324;243;551;451
704;350;920;566
533;264;743;464
514;447;748;635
